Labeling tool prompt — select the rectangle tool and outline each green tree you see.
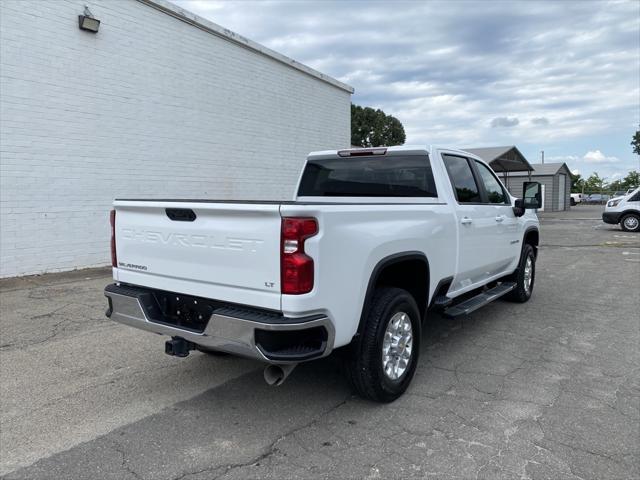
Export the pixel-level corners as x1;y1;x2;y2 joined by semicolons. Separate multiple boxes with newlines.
632;129;640;155
622;170;639;189
608;179;623;193
584;172;605;192
570;171;584;193
607;180;626;192
351;104;406;147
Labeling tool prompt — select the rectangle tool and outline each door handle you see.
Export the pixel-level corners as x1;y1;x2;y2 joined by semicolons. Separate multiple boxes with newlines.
495;216;504;222
461;217;473;225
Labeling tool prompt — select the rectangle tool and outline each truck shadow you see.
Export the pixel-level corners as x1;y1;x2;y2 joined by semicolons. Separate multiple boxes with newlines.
194;308;469;403
11;311;489;478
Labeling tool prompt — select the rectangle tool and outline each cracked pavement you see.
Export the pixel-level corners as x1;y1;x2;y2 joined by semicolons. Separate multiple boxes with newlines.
1;205;638;479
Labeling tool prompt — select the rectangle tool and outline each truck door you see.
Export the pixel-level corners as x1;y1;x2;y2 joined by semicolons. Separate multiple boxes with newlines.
471;159;520;273
442;154;498;291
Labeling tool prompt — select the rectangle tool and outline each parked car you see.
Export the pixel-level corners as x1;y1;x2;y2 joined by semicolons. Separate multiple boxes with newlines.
104;146;542;402
585;193;610;204
613;191;627;198
570;193;584;205
603;187;640;232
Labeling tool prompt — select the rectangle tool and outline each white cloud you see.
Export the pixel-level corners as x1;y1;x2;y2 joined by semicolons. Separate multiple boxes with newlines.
571;169;581;176
583;150;619;164
175;0;639;171
547;155;579;163
184;0;225;12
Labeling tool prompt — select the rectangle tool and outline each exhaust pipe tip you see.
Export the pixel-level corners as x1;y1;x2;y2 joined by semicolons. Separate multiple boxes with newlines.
263;363;297;386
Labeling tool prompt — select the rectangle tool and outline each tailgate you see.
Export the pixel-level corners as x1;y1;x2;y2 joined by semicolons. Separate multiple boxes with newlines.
113;200;282;311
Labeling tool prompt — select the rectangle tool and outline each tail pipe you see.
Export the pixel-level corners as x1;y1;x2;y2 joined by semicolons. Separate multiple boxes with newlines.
263;363;298;386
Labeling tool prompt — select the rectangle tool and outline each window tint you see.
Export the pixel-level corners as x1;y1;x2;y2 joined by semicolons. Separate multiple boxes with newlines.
475;161;508;204
298;155;437;197
630;191;640;202
443;155;481;203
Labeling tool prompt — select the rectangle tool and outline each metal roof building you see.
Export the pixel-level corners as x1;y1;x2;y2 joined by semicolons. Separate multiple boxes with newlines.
505;163;572;212
463;147;571;212
464;146;534;175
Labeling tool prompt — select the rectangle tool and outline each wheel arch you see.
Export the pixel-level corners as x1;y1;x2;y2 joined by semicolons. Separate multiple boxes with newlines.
523;227;539;257
355;252;430;339
619;210;640;219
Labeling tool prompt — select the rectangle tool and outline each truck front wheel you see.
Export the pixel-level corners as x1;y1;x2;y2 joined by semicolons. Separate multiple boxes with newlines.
345;287;421;402
506;244;536;303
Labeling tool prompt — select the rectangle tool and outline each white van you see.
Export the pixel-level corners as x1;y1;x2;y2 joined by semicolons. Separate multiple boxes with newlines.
603;187;640;232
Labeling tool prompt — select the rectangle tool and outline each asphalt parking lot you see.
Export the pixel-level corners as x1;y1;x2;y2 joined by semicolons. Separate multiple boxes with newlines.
1;204;638;480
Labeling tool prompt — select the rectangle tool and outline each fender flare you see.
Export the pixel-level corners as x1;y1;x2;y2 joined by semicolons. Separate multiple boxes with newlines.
506;227;539;278
354;251;430;339
522;226;540;256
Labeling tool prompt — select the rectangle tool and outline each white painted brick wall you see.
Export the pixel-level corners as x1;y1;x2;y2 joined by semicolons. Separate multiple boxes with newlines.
0;0;351;278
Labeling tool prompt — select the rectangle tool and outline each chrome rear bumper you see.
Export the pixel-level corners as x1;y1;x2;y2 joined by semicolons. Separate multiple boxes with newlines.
104;284;334;364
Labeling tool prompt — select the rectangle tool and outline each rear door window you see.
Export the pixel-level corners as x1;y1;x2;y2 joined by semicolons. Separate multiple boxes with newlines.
442;155;481;203
298;155;437;197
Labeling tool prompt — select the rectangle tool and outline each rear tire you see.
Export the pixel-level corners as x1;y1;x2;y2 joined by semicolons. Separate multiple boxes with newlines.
345;287;421;403
506;244;536;303
620;214;640;232
570;198;576;206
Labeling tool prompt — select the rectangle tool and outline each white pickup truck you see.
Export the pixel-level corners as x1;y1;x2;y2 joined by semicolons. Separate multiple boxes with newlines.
105;146;542;402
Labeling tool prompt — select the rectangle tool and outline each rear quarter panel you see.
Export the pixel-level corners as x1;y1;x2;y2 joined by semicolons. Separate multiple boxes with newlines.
280;202;457;347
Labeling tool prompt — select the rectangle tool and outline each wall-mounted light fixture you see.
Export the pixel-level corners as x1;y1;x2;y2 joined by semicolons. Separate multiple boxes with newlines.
78;5;100;33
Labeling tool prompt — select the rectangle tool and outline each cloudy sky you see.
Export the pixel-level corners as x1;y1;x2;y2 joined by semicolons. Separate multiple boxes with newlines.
176;0;639;181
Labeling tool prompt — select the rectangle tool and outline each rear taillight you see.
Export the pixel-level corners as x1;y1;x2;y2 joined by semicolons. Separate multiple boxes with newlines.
281;217;318;294
110;209;117;268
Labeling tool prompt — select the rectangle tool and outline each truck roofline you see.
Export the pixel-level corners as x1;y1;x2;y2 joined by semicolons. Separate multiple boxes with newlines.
307;145;430;160
307;145;477;160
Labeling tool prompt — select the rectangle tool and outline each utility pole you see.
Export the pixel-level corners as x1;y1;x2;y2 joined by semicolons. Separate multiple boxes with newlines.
541;150;545;164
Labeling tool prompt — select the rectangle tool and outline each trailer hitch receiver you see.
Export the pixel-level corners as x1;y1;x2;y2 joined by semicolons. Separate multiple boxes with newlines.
165;337;195;357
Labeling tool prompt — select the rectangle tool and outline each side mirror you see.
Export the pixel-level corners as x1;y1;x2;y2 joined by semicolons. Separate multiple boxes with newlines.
523;182;543;209
513;182;542;217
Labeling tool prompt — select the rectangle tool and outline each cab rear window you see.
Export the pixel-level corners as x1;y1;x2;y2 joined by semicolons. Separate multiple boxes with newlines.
298;155;437;197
